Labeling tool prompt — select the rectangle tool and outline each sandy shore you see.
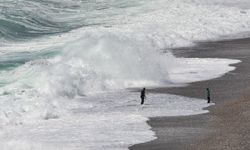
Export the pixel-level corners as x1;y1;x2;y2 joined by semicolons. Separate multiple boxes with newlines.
130;37;250;150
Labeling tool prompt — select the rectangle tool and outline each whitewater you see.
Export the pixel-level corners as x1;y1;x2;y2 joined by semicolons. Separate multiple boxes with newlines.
0;0;250;149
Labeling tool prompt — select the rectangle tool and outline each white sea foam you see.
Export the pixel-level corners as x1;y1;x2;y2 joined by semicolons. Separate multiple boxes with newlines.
0;91;213;150
169;58;240;84
0;0;248;149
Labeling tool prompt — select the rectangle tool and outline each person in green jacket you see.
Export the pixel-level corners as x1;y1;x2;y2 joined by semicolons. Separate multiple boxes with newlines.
206;88;211;103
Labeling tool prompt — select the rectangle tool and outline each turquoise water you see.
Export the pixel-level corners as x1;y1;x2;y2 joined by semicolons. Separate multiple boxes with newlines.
0;0;151;75
0;0;148;41
0;0;156;88
0;0;158;94
0;50;58;70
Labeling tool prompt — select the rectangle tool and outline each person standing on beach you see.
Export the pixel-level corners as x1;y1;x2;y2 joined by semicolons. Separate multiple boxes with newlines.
206;88;211;103
140;88;146;105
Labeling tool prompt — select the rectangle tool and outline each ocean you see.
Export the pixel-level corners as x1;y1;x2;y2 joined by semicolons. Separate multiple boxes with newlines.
0;0;249;149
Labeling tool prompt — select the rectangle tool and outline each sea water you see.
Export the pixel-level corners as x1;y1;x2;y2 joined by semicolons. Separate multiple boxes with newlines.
0;0;249;149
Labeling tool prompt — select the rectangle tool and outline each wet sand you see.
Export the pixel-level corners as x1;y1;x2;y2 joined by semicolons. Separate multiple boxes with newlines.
129;37;250;150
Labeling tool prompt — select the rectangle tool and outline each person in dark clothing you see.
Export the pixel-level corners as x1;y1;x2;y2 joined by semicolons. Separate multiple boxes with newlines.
206;88;211;103
140;88;146;105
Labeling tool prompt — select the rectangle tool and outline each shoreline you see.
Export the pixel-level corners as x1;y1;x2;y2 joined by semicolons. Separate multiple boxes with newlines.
130;37;250;150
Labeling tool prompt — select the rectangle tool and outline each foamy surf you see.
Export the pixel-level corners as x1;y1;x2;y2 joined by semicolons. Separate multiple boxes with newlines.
0;91;213;150
0;0;249;149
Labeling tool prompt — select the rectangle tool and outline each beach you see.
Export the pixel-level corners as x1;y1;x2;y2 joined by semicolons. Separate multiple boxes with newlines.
130;37;250;150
